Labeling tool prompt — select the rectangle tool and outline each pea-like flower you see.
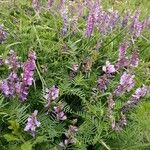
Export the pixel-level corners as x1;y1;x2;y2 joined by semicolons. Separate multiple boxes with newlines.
44;85;59;108
114;72;135;96
54;105;67;121
102;61;116;74
24;110;40;137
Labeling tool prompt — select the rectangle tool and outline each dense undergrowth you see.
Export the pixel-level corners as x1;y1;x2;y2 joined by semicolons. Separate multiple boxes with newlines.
0;0;150;150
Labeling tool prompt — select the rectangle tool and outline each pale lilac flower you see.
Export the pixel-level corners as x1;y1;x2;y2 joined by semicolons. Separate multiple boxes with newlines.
132;85;149;99
116;42;129;69
24;110;40;137
129;49;139;67
97;74;109;92
114;72;135;96
85;10;95;37
102;61;116;74
44;85;59;107
54;105;67;121
130;10;143;38
0;25;7;44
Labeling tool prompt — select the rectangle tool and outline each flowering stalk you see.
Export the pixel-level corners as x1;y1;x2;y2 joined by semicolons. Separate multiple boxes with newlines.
18;51;36;101
59;125;78;149
24;110;40;137
61;7;68;35
129;49;139;67
120;85;149;113
116;42;129;69
85;9;95;37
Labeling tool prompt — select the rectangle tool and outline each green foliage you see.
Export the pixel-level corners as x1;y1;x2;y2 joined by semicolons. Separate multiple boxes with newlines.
0;0;150;150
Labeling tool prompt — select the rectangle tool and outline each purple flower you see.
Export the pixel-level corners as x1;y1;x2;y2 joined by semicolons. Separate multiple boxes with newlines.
0;25;7;44
18;51;36;101
24;110;40;137
54;105;67;121
114;72;135;96
130;10;143;38
97;74;109;92
133;85;149;99
44;85;59;107
129;49;139;67
5;50;20;71
85;10;95;37
0;72;19;97
102;61;116;74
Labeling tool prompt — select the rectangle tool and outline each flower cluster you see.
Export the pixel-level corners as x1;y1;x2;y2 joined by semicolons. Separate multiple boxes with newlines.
44;85;59;108
54;104;67;121
0;50;36;101
24;110;40;137
4;50;21;71
0;72;19;97
18;51;36;101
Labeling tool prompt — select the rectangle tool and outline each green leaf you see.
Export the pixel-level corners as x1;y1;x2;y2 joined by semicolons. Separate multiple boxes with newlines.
4;134;19;142
21;142;32;150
